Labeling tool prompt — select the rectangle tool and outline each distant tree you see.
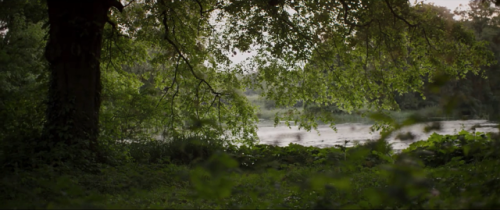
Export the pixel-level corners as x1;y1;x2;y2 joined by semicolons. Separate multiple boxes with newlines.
454;0;500;119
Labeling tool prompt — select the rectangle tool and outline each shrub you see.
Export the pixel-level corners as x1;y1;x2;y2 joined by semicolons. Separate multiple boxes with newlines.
402;130;499;167
127;137;226;165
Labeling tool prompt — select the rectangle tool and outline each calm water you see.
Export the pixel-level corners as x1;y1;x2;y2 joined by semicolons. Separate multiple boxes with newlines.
256;120;499;151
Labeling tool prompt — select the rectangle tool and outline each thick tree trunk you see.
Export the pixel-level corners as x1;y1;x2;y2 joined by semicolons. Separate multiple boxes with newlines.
43;0;122;162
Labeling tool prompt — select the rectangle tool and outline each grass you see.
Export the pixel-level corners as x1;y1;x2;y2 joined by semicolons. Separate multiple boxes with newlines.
99;165;384;209
2;130;500;209
0;162;382;209
4;158;499;209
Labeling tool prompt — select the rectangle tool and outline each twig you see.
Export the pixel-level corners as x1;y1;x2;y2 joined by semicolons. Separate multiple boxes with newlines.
383;0;419;27
194;0;204;17
339;0;373;27
123;0;137;8
161;12;222;96
109;0;124;12
155;55;181;108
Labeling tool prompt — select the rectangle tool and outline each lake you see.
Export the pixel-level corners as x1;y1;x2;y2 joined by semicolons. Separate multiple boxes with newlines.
256;120;499;152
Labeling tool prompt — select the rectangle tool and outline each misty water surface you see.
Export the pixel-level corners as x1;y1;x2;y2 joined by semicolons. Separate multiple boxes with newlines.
256;120;498;152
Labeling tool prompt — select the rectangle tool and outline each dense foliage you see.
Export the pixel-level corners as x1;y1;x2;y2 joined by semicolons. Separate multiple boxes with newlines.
2;130;500;209
42;0;495;148
2;0;500;209
389;1;500;120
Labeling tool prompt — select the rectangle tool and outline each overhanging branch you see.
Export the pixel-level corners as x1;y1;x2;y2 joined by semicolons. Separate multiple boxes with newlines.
161;12;222;96
123;0;137;8
108;0;124;12
339;0;373;27
383;0;419;27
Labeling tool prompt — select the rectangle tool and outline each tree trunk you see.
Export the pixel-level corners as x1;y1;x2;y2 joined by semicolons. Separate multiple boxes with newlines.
42;0;123;162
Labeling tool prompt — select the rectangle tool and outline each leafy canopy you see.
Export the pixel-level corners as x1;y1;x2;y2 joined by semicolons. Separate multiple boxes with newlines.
101;0;493;142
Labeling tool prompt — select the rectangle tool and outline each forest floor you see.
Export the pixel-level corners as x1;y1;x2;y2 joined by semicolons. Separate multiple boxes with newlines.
2;130;500;209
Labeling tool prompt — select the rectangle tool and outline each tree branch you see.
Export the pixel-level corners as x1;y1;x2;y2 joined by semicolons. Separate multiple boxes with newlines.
194;0;204;17
422;28;437;51
106;16;118;31
108;0;124;12
339;0;373;27
156;55;181;108
123;0;137;8
383;0;418;27
161;12;222;96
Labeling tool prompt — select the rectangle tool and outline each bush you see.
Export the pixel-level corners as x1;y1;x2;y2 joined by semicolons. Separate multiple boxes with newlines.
127;137;227;165
2;131;500;209
402;130;499;167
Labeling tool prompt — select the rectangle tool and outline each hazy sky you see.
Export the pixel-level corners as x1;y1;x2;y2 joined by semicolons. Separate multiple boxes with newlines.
425;0;471;10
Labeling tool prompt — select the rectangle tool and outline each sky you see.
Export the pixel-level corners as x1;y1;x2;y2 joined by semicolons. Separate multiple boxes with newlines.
425;0;471;10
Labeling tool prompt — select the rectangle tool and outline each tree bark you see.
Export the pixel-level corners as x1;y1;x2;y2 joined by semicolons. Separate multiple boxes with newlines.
43;0;123;162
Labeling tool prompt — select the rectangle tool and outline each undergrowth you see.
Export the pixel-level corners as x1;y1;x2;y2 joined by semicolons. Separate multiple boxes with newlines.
1;130;500;209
